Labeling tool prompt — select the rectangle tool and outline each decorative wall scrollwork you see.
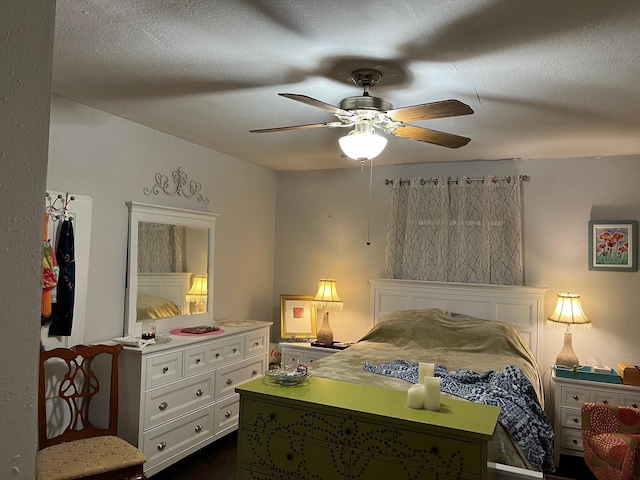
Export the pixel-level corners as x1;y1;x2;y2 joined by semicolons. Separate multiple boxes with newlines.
143;167;209;205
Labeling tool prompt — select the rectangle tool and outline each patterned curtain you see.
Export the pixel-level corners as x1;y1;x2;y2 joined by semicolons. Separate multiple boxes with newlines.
384;176;523;285
138;223;186;273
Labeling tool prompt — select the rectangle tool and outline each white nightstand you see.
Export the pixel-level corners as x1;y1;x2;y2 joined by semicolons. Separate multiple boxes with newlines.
552;369;640;466
278;342;342;367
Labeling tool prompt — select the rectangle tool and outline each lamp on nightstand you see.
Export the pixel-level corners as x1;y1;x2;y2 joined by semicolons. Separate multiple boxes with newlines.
548;292;590;368
186;274;208;313
312;278;344;346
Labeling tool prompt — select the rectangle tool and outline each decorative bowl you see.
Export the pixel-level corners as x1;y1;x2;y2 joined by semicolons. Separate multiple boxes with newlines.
265;365;311;386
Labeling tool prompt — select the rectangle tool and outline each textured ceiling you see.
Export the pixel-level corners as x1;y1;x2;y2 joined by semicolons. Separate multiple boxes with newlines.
52;0;640;171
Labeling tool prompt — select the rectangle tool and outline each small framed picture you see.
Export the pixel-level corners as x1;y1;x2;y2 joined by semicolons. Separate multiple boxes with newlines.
589;220;637;271
280;295;317;339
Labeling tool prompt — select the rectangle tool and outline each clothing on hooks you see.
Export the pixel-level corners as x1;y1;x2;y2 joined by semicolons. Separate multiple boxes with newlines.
48;218;75;336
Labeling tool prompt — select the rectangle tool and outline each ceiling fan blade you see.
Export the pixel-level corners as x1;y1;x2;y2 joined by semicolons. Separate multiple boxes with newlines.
279;93;352;116
250;121;344;133
387;100;473;122
390;124;471;148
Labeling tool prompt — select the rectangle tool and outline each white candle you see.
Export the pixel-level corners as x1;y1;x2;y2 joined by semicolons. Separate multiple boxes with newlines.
406;383;425;409
418;362;435;385
423;376;441;411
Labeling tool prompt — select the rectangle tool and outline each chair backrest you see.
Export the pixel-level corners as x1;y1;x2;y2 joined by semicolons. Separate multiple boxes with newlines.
38;344;123;450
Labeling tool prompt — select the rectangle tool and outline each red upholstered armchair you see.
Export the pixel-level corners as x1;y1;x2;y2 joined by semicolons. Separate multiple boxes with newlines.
581;402;640;480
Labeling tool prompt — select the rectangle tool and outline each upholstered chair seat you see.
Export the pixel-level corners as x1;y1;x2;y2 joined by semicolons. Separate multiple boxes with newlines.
582;402;640;480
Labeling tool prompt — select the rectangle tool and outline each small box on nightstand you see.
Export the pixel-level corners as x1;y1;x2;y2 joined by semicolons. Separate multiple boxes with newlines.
617;362;640;386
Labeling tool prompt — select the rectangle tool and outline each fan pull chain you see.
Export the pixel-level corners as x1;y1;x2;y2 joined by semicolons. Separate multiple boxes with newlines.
366;157;373;246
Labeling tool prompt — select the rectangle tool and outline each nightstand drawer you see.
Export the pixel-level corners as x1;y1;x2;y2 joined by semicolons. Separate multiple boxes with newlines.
560;427;583;451
560;385;591;407
590;390;619;406
621;394;640;409
559;407;582;429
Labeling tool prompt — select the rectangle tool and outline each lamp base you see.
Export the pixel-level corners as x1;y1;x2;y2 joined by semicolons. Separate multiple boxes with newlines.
556;331;580;368
316;311;334;346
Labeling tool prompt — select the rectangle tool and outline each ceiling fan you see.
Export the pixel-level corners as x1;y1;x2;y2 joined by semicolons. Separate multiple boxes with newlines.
250;68;474;160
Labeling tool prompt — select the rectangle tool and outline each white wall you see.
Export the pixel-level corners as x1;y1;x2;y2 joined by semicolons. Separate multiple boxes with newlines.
275;156;640;400
0;1;55;477
47;96;277;343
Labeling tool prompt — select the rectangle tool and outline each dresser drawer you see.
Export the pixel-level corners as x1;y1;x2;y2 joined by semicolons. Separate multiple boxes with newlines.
352;453;459;480
241;398;312;436
144;372;214;429
559;407;582;429
245;330;268;358
393;429;483;475
145;351;183;389
560;427;583;451
214;393;240;436
560;385;591;407
238;429;346;478
184;341;225;376
142;406;214;470
215;357;264;400
590;389;619;406
313;413;389;453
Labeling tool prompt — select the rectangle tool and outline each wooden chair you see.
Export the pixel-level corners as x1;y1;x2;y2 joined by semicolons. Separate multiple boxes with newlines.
37;344;147;480
582;402;640;480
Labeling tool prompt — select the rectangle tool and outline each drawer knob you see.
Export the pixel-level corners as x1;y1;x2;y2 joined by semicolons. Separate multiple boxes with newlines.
163;367;169;374
157;441;166;451
195;424;202;433
225;410;232;418
215;353;220;358
254;342;259;347
429;446;438;455
286;453;293;461
602;399;609;404
233;348;238;353
196;388;204;397
572;395;579;401
196;358;201;364
226;378;233;385
252;369;258;375
344;428;352;436
269;413;276;420
158;402;168;411
573;417;579;423
633;403;638;409
572;438;578;444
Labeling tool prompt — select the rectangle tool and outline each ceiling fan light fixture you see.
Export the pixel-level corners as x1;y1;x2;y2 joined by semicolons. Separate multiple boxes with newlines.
338;122;387;160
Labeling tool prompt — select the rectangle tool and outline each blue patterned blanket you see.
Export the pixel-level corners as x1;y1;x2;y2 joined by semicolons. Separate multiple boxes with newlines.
363;360;554;468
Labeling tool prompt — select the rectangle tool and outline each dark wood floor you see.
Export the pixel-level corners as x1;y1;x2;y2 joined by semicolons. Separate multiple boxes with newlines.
149;432;596;480
150;431;238;480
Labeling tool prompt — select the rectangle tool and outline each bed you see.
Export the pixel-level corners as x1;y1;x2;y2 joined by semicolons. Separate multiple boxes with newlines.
136;272;191;319
308;278;550;480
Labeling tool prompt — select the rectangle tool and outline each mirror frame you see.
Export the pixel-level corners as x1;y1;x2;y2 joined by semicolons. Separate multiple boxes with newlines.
124;201;219;336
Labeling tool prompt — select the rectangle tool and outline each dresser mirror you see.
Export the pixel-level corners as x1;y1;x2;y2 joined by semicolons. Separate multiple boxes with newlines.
124;202;219;337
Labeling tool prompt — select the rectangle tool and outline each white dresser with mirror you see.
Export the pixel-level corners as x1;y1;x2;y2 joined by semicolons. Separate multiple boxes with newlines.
118;202;271;476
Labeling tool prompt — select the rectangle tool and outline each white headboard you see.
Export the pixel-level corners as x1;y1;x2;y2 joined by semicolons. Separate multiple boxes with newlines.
137;272;192;315
369;278;547;363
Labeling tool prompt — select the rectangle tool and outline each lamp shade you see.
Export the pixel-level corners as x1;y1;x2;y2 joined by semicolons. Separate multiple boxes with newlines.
339;131;387;160
186;274;208;304
312;278;344;311
548;293;590;326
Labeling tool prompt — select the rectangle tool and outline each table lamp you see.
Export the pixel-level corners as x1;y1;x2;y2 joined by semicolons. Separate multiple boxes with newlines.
186;274;208;313
547;292;590;368
312;278;344;345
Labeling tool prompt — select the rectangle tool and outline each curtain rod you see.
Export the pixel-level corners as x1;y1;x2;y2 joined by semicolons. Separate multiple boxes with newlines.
384;175;530;186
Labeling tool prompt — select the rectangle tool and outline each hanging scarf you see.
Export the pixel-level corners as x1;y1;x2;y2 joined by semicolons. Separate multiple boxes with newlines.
48;219;75;336
41;212;58;320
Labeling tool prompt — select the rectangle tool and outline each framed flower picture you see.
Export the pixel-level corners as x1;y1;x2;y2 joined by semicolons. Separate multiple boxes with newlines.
280;295;317;339
589;220;637;271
